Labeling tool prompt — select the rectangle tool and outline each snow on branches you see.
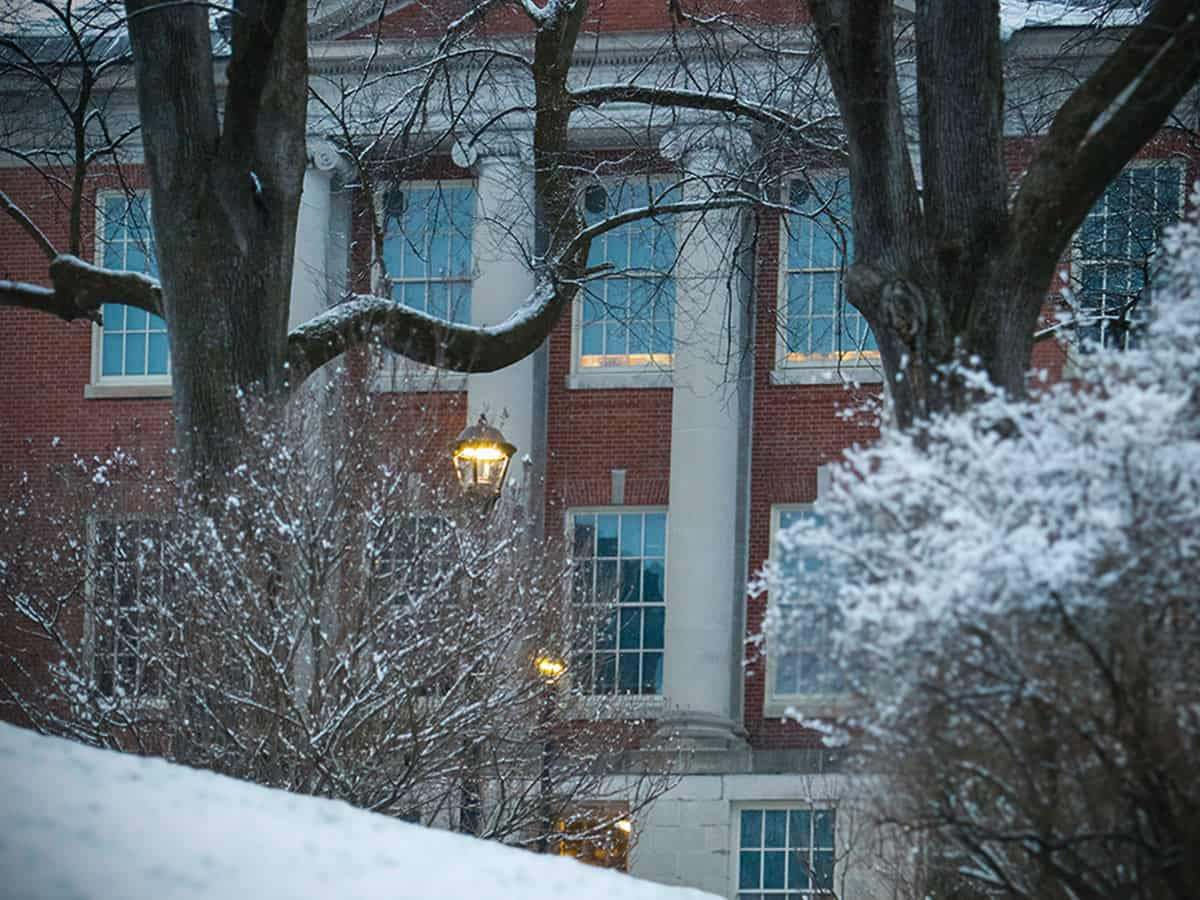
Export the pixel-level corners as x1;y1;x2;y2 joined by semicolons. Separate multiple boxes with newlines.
761;186;1200;900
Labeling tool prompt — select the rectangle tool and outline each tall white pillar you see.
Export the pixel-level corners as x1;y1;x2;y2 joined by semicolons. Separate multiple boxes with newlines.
658;126;754;748
289;141;347;329
462;140;540;495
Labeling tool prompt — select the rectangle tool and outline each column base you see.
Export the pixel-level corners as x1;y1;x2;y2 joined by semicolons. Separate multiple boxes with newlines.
655;710;748;751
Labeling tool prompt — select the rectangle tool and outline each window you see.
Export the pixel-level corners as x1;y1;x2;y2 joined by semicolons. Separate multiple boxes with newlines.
779;174;877;367
380;182;474;324
767;507;844;710
1074;162;1182;350
569;509;666;695
94;191;169;384
92;518;168;699
578;180;676;371
736;806;836;899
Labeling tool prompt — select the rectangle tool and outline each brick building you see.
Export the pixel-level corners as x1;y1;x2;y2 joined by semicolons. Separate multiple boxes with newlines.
1;3;1196;897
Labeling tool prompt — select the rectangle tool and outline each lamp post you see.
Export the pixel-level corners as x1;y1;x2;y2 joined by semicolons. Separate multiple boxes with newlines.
451;417;518;836
451;415;517;501
534;652;567;853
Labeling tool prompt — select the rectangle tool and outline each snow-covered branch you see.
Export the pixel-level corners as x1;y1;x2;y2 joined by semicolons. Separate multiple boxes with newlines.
286;278;568;385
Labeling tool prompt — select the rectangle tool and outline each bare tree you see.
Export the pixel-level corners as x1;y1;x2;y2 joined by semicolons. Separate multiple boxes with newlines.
0;369;674;847
1;0;1197;478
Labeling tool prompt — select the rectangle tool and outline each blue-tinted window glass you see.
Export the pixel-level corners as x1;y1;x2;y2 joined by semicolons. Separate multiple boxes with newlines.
570;509;667;696
579;179;675;368
739;807;836;899
773;509;844;697
1074;164;1180;351
99;192;167;378
782;174;875;362
383;184;474;324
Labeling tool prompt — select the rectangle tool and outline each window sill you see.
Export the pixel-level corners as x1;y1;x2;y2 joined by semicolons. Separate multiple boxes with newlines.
84;382;172;400
567;370;672;390
770;366;884;387
371;370;468;394
577;694;665;720
763;695;854;721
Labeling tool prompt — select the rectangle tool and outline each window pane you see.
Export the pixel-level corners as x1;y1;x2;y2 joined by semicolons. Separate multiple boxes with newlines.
644;513;666;556
124;334;145;374
619;608;642;649
641;652;663;693
741;810;763;847
147;334;169;375
764;811;787;848
739;851;761;889
763;852;786;889
596;515;619;556
102;333;123;376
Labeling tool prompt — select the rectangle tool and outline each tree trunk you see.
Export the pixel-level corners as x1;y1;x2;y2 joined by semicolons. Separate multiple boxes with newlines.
125;0;307;484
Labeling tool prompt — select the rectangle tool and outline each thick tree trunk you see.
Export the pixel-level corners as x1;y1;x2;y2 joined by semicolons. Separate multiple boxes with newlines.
125;0;307;484
811;0;1200;428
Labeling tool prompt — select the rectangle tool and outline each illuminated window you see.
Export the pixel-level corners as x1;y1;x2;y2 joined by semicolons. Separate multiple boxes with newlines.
1074;163;1181;351
557;808;632;870
578;180;675;370
95;191;169;382
737;806;836;899
569;509;666;695
767;507;844;708
381;182;474;324
780;174;877;366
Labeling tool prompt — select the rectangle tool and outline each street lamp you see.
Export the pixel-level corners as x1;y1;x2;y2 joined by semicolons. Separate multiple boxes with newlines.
451;415;517;499
534;653;568;683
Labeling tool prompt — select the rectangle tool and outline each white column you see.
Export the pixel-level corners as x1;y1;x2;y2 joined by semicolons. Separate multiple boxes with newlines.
288;141;345;329
462;141;539;494
658;126;754;748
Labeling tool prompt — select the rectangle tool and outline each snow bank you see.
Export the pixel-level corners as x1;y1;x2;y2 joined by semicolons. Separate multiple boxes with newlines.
0;723;713;900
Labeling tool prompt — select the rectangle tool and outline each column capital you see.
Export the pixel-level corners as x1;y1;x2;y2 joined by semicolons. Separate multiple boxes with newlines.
307;138;354;178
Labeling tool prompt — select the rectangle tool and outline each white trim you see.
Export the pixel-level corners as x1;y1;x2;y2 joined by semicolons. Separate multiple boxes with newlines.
88;189;172;398
762;504;852;720
771;172;881;385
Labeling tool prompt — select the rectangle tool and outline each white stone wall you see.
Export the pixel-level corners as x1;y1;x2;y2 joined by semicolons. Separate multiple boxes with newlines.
629;772;906;900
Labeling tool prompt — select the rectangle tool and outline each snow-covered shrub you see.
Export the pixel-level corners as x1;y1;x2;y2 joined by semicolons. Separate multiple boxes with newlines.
763;189;1200;899
0;368;672;849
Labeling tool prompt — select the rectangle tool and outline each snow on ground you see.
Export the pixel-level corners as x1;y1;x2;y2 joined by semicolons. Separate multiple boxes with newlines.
0;723;714;900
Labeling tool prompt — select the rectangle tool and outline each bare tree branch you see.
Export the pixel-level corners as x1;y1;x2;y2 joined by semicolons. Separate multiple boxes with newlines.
0;188;57;261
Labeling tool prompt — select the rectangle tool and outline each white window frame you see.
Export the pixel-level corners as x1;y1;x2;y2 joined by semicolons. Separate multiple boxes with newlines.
732;801;840;900
568;177;676;390
85;514;170;705
565;505;668;712
1067;157;1187;354
772;173;882;387
370;178;475;393
86;189;172;399
763;504;851;719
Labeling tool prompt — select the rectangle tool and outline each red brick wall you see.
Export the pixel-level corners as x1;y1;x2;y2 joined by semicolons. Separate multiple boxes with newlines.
741;208;881;749
0;165;175;483
543;319;673;524
340;0;809;41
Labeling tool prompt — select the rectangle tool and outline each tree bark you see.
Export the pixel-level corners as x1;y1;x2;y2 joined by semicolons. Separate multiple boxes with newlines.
811;0;1200;427
124;0;308;481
